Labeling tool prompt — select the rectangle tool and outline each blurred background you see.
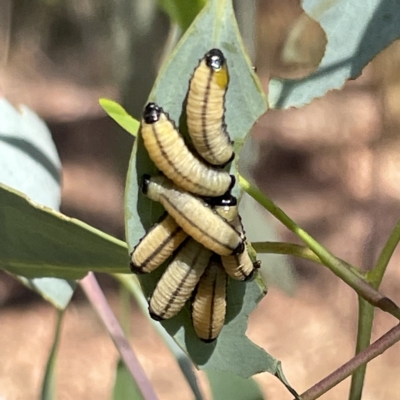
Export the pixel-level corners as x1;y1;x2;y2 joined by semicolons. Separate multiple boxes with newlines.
1;0;400;398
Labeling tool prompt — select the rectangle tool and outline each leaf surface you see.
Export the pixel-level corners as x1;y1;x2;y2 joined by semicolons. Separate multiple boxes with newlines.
0;98;75;307
125;0;286;380
112;359;145;400
100;98;140;137
0;99;131;308
0;185;129;285
269;0;400;108
207;370;265;400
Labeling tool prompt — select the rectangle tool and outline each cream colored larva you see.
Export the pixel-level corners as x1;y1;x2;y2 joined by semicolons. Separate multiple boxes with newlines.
130;214;188;274
213;195;258;281
149;238;212;320
141;175;245;256
186;48;234;166
141;102;234;197
192;257;228;342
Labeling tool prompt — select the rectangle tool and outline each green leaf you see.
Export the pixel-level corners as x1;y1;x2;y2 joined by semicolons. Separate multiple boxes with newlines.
0;184;130;284
41;310;64;400
125;0;284;380
17;276;75;309
0;98;76;307
157;0;207;31
112;359;145;400
268;0;400;109
207;371;264;400
0;98;61;209
99;98;140;137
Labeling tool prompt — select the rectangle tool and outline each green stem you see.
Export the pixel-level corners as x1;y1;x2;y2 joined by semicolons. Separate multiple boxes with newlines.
367;219;400;287
253;241;321;262
348;219;400;400
41;309;64;400
238;175;400;320
348;298;375;400
252;241;362;277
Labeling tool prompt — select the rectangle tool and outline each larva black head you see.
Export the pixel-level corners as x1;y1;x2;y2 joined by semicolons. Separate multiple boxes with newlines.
200;337;217;343
149;308;165;322
232;240;245;256
228;175;236;191
141;174;151;195
143;102;162;124
205;48;225;70
203;193;237;207
129;261;147;275
219;194;237;207
243;268;256;282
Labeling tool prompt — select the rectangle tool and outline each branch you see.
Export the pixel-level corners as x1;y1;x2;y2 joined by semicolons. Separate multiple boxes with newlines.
349;218;400;399
80;273;159;400
368;219;400;287
252;241;361;276
297;322;400;400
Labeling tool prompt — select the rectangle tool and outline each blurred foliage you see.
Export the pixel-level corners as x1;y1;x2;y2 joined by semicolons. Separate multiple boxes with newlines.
157;0;207;31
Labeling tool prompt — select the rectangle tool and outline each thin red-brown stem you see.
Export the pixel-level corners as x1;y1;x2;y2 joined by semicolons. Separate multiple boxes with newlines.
297;322;400;400
81;272;159;400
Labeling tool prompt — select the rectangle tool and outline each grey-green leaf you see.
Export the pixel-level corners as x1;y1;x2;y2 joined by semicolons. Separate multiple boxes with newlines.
125;0;280;379
112;359;145;400
268;0;400;109
207;370;265;400
0;98;61;209
18;277;75;310
0;184;130;284
0;98;76;307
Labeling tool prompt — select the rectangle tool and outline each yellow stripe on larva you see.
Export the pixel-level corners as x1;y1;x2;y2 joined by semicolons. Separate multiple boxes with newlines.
130;214;188;274
149;239;211;320
142;175;245;256
186;49;234;166
141;102;233;197
192;257;227;342
214;199;257;281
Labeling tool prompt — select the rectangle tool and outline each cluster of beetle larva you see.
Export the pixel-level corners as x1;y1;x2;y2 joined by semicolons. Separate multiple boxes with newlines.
130;49;260;342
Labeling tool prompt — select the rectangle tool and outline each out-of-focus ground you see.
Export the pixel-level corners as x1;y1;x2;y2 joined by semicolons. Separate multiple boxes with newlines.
1;0;400;399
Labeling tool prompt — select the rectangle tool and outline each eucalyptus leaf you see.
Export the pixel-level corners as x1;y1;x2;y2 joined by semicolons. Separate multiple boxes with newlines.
0;184;130;284
269;0;400;109
207;370;264;400
112;359;144;400
99;98;140;138
125;0;284;380
0;98;61;209
0;98;76;307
